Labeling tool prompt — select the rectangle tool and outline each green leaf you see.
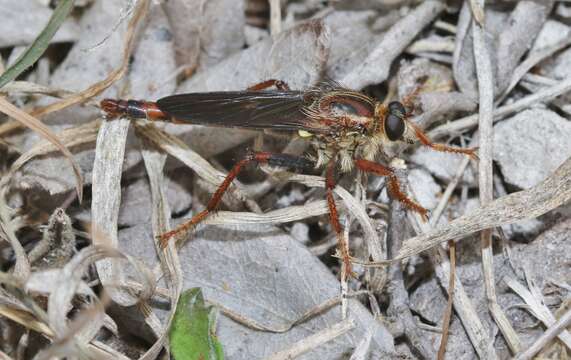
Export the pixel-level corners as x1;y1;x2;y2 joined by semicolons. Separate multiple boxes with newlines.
169;288;224;360
0;0;75;89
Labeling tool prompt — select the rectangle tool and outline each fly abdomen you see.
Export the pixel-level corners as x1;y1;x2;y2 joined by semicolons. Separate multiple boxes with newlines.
101;99;169;121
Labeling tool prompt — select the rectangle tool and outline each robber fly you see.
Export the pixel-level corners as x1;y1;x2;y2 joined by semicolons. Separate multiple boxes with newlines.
101;79;477;274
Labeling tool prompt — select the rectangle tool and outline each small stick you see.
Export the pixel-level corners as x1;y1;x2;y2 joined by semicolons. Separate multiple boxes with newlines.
437;240;456;360
514;308;571;360
386;165;434;358
265;319;355;360
473;2;521;353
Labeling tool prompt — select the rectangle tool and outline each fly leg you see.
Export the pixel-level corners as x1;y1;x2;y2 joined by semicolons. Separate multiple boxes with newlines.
407;122;478;160
325;160;354;277
401;84;423;115
354;159;429;221
159;152;314;247
399;81;478;159
247;79;290;91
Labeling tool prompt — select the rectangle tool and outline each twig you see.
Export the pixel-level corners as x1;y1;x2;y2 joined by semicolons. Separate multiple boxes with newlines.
428;76;571;139
349;327;374;360
505;276;571;349
496;36;571;104
437;241;455;360
473;0;521;353
431;245;498;359
265;318;355;360
429;154;471;226
394;155;571;261
91;117;132;306
514;307;571;360
0;189;30;280
0;0;149;138
411;133;494;358
269;0;282;37
342;1;445;89
386;165;434;358
139;142;183;360
215;291;368;333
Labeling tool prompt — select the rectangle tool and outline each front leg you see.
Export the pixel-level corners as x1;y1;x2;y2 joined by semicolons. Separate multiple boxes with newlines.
408;122;478;160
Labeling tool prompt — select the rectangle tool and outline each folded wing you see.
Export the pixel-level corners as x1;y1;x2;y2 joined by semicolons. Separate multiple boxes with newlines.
157;91;325;133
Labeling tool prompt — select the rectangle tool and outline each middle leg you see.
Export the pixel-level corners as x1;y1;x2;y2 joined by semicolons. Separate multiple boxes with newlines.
247;79;290;91
355;159;429;221
325;160;354;277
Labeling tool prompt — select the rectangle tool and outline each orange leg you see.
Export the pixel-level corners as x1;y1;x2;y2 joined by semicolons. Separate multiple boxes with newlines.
355;159;428;221
325;160;354;277
408;122;478;160
400;76;430;115
159;152;313;248
401;84;423;115
398;81;478;159
247;79;290;91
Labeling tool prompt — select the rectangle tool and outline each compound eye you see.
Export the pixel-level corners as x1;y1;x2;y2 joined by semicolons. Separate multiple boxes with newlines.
385;113;405;141
388;101;406;116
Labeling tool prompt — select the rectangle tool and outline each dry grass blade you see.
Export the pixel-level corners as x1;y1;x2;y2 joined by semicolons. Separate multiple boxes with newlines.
38;293;110;360
134;123;226;186
47;246;120;337
0;272;52;336
214;292;366;333
497;37;571;104
269;0;282;37
0;0;149;133
437;241;456;360
0;81;73;98
0;191;30;279
394;155;571;261
9;119;100;173
428;76;571;139
134;123;253;211
505;277;571;350
32;0;148;117
349;328;373;360
432;246;496;359
286;173;379;253
386;168;433;358
91;118;134;306
88;340;131;360
202;200;330;225
139;145;183;360
342;1;445;89
406;165;498;359
514;308;571;360
0;306;52;337
0;97;83;201
473;1;521;352
468;0;485;26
